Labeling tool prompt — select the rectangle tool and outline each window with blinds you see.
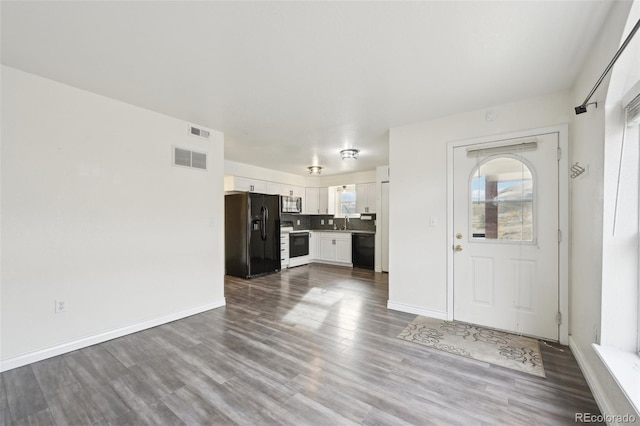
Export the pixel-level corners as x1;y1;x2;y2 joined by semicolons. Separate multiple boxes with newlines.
627;93;640;126
624;80;640;126
626;81;640;355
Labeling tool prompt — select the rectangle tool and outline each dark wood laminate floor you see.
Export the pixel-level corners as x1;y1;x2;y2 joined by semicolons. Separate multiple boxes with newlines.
1;264;602;425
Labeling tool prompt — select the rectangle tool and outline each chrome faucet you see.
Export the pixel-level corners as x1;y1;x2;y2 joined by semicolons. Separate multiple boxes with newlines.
343;216;349;230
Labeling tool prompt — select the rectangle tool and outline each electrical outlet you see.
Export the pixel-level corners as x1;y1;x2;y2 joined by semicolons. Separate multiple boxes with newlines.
55;300;66;313
593;325;599;343
321;219;325;225
329;219;333;225
296;220;300;225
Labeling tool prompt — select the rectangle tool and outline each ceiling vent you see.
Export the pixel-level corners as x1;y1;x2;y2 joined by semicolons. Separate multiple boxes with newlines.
173;146;207;171
188;124;211;140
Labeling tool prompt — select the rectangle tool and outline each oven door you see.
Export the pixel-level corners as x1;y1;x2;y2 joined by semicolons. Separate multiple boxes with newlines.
289;232;309;258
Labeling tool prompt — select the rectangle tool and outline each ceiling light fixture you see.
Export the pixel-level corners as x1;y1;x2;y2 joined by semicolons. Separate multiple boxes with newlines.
307;165;322;175
340;149;359;160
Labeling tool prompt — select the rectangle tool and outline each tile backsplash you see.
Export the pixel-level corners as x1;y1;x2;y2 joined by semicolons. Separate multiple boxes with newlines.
282;213;376;232
281;213;310;230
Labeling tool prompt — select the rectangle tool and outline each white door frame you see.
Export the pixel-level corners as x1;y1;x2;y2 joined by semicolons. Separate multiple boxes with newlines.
446;124;569;344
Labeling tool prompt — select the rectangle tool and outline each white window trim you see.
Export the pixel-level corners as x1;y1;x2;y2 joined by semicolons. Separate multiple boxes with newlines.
593;344;640;417
595;80;640;417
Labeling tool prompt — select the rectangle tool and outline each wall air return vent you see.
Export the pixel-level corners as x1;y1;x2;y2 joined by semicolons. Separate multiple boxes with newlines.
188;124;211;140
173;146;207;171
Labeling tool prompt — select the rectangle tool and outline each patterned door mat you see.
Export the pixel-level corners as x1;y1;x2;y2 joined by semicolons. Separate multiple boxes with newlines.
397;316;545;377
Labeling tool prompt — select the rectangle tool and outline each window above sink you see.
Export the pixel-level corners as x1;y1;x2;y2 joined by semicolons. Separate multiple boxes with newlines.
329;184;360;218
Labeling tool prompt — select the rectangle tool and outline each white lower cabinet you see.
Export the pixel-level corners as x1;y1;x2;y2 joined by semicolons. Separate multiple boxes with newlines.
309;231;318;260
319;236;334;261
315;232;352;265
280;232;290;268
335;237;352;263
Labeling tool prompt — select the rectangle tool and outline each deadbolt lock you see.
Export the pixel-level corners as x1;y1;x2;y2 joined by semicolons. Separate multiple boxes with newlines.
456;233;463;239
454;245;463;252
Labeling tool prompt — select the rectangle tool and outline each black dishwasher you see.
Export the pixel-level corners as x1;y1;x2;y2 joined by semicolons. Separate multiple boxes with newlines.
352;233;375;270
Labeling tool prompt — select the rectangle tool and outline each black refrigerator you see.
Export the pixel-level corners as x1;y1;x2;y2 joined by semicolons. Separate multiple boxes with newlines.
225;193;281;279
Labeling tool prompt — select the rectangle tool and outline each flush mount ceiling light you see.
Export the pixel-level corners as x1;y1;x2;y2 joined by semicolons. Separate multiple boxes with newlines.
340;149;359;160
307;165;323;174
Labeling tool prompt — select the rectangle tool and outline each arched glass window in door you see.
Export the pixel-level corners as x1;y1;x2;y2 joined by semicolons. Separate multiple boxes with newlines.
471;156;534;241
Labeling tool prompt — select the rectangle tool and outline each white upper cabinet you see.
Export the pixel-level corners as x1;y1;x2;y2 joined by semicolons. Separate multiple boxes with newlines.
225;176;267;193
291;185;305;198
225;176;305;201
305;187;319;214
278;184;304;198
304;187;329;214
266;181;283;195
356;182;377;213
318;187;329;215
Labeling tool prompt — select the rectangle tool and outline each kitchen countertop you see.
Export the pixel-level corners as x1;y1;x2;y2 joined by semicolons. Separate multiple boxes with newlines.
288;229;375;234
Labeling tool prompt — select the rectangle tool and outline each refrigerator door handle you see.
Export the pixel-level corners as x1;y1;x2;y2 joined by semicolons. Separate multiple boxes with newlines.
260;206;266;240
263;207;269;241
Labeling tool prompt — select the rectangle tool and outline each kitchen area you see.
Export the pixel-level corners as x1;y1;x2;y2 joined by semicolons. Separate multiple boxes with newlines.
224;173;387;279
281;213;376;270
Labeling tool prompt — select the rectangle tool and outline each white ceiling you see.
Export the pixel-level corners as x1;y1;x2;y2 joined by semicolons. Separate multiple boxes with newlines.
1;1;613;176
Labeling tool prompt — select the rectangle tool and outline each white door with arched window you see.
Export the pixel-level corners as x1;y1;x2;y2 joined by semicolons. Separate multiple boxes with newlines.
452;132;559;340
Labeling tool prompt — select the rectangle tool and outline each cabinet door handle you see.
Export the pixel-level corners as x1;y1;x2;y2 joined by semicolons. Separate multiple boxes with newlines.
332;239;336;245
250;184;254;191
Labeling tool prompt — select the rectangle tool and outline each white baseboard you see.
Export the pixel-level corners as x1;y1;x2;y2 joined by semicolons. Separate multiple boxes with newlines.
569;336;616;420
387;301;448;320
0;299;226;373
311;260;353;267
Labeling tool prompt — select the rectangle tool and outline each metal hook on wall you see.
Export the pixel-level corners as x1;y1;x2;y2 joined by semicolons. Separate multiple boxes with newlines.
570;162;586;179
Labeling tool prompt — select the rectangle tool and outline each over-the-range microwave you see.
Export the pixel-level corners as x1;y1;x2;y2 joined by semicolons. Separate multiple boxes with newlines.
281;196;302;213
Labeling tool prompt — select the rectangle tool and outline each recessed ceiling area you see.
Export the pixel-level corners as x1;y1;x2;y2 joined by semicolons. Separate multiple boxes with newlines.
1;1;613;176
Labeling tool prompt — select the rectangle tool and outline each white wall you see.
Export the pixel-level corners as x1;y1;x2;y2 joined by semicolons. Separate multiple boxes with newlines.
388;90;571;316
375;166;390;272
225;159;307;187
313;170;377;187
1;66;225;370
224;159;377;189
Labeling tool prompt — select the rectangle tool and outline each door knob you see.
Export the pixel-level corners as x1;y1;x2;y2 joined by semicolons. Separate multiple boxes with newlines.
454;245;463;252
